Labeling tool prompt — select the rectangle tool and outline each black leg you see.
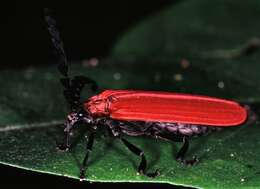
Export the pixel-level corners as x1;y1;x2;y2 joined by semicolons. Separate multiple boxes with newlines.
121;138;159;177
176;137;198;165
152;130;198;166
80;131;95;181
57;124;72;151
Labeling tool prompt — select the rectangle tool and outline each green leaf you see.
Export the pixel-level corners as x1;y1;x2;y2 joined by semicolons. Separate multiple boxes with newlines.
1;0;260;188
1;62;260;188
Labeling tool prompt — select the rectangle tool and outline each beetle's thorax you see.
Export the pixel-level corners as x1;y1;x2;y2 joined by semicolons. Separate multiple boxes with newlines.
84;94;111;117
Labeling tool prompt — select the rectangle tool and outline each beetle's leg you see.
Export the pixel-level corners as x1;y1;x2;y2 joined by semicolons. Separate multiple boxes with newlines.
120;138;159;177
62;76;98;112
176;137;198;165
57;123;73;151
80;131;95;181
73;75;98;93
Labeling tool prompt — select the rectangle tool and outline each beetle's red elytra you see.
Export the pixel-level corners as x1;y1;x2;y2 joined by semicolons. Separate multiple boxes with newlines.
86;89;247;126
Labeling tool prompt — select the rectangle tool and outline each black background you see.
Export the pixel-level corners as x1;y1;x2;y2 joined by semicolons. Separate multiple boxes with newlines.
1;1;192;189
2;1;176;69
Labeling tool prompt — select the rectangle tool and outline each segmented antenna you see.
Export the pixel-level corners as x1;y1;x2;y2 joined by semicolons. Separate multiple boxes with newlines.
44;8;68;77
44;8;98;112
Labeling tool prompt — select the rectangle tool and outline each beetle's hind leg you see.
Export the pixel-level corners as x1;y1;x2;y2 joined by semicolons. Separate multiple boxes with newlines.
176;137;199;165
120;138;159;177
153;129;198;166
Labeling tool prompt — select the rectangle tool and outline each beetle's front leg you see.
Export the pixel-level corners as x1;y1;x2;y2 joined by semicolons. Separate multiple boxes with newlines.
57;122;73;151
80;131;95;181
176;137;199;165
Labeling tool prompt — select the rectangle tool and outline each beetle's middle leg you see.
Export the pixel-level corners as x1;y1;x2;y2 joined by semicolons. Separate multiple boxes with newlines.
120;137;159;177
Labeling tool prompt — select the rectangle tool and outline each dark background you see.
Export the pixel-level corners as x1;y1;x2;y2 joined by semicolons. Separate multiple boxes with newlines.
1;1;192;189
2;2;176;69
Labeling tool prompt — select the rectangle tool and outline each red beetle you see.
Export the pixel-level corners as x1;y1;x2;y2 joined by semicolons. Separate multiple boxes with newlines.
45;9;252;180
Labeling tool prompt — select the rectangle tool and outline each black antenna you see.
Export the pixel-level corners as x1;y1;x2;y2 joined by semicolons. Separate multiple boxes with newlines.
44;8;98;112
44;8;68;77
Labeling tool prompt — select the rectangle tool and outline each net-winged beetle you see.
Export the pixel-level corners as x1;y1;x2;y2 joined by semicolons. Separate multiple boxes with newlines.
44;9;254;180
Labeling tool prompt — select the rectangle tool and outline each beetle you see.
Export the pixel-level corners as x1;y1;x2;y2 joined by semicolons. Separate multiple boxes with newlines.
44;9;253;180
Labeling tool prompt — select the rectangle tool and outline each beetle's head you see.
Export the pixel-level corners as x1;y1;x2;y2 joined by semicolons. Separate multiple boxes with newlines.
64;109;94;132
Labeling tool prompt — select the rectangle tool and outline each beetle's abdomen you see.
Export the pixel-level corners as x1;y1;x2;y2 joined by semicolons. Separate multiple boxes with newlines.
154;122;220;137
105;119;219;138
